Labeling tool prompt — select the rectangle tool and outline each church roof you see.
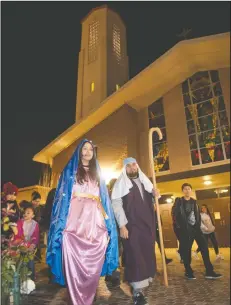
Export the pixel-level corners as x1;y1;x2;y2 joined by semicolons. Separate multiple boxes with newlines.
33;32;230;165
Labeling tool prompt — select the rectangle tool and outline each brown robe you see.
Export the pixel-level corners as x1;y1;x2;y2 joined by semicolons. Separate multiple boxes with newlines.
122;179;156;283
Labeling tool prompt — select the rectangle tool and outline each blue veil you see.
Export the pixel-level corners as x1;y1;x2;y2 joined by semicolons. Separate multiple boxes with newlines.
46;139;119;285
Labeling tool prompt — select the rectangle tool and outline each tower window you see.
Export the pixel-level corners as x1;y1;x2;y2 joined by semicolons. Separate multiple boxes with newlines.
116;84;120;91
113;24;121;62
90;82;95;93
88;21;99;64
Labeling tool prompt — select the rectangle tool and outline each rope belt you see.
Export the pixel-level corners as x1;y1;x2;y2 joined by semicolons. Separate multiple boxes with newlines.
73;192;109;220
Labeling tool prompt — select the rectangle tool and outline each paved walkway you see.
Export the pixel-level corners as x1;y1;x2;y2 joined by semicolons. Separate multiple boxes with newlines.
23;248;230;305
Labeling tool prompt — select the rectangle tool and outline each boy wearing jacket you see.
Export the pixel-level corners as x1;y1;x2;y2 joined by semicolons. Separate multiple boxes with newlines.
172;183;222;280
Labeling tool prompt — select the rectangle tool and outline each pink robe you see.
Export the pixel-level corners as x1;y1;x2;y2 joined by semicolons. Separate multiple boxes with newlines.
62;179;108;305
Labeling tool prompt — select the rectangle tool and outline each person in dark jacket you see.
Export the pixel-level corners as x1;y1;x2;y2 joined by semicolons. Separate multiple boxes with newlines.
172;183;222;280
41;188;56;233
172;203;184;263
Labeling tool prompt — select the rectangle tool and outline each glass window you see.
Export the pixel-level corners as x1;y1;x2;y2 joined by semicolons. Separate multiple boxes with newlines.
148;98;169;173
197;100;214;117
198;114;218;132
189;135;198;150
189;71;210;90
187;120;196;135
191;150;200;165
210;70;220;83
183;92;191;107
198;129;221;148
224;142;230;158
113;24;121;62
90;82;95;93
218;96;226;111
88;21;99;64
182;70;230;165
191;86;213;104
116;84;120;91
152;127;167;143
213;82;223;97
182;80;189;94
149;115;165;129
149;99;164;118
219;111;229;126
200;144;224;164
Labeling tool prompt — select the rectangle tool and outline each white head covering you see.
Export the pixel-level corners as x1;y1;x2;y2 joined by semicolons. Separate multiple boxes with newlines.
111;157;153;200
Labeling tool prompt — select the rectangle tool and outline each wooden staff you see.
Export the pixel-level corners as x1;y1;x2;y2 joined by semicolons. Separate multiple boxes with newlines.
148;127;168;287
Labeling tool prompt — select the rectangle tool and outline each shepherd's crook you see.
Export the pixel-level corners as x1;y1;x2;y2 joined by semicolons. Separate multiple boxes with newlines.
149;127;169;287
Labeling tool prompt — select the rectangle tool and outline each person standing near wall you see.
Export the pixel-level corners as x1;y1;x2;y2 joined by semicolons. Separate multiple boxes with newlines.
192;204;224;262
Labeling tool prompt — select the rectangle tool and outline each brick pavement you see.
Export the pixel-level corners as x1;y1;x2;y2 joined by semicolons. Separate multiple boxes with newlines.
22;248;230;305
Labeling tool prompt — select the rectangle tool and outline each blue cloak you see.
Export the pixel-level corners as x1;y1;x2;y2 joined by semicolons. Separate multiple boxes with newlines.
46;139;119;285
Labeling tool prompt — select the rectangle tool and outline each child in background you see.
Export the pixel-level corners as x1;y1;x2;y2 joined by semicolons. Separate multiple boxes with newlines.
20;191;43;261
14;207;40;280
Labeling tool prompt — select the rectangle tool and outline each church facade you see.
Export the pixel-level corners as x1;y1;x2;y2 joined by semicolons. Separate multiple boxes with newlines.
33;6;230;247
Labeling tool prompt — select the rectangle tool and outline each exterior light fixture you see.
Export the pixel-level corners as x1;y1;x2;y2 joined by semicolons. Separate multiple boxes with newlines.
90;82;95;92
204;180;212;186
220;189;228;193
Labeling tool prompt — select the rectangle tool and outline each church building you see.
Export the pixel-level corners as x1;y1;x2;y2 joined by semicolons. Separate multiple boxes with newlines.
32;6;230;247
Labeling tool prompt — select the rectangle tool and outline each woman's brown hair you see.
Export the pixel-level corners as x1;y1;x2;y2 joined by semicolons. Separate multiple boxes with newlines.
201;204;215;226
76;142;100;185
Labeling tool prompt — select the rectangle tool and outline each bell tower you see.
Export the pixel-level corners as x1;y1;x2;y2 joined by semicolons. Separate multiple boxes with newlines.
75;5;129;121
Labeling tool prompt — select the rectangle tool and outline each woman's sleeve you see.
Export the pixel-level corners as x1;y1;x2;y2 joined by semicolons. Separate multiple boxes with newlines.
111;198;128;228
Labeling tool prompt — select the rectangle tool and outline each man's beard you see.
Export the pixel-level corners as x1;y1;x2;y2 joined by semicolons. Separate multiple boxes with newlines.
127;171;139;179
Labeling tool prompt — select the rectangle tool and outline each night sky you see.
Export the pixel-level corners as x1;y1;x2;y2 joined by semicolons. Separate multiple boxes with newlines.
2;1;230;188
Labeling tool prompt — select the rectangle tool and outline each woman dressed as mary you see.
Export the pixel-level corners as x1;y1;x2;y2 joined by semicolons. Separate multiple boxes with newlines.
46;139;119;305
